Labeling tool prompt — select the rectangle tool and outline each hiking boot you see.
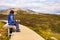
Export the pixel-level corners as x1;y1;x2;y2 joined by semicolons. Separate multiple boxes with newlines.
16;29;20;32
9;34;11;37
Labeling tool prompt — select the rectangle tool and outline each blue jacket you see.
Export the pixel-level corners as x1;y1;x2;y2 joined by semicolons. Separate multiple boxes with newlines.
8;13;14;24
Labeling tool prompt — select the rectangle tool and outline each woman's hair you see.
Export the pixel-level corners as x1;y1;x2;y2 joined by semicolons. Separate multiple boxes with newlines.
10;10;14;13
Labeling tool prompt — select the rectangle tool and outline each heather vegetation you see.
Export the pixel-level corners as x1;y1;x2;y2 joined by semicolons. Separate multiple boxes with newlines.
15;10;60;40
0;22;8;40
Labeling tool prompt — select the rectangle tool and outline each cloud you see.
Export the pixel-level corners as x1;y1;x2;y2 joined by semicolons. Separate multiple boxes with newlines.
40;0;46;1
0;0;60;13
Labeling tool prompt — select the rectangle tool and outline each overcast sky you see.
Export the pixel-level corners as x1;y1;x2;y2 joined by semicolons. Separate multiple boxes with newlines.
0;0;60;14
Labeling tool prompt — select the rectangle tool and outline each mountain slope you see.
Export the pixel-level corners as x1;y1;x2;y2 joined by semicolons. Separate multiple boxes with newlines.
15;10;60;40
0;8;60;40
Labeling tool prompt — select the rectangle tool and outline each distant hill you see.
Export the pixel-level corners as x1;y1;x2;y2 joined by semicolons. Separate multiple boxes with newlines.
0;8;20;15
0;8;54;15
